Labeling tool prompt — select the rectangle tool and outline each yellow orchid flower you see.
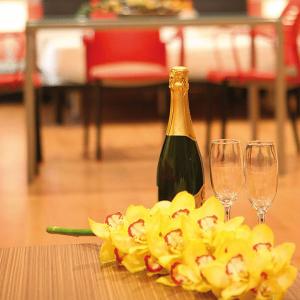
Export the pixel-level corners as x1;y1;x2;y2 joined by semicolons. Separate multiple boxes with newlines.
161;239;215;292
155;195;248;291
250;242;297;299
89;212;123;264
245;224;296;299
182;196;245;253
181;196;224;243
201;224;297;300
250;265;297;300
147;192;197;270
147;211;187;270
110;205;149;253
89;205;151;272
109;205;151;272
117;193;196;273
87;191;297;299
201;239;262;299
155;196;245;292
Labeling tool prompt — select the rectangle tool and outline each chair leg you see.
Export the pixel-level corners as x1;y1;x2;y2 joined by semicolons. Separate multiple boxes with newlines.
220;81;229;139
82;86;91;158
157;85;168;118
288;90;300;153
205;83;214;155
35;87;43;164
157;84;168;136
53;88;64;125
248;84;259;140
95;85;103;160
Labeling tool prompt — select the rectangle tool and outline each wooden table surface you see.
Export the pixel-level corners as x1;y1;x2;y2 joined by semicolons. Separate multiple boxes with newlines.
0;244;299;300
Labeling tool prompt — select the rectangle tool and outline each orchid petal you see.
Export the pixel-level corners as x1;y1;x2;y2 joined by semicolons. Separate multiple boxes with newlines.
170;191;195;215
276;265;298;291
159;254;181;269
88;218;110;239
122;253;146;273
124;205;149;225
272;243;296;273
201;263;229;289
221;282;249;299
110;230;134;253
182;239;207;266
149;201;171;216
181;216;202;241
99;240;115;264
177;264;199;283
252;224;274;246
196;196;225;221
156;276;177;287
224;217;245;230
128;244;148;255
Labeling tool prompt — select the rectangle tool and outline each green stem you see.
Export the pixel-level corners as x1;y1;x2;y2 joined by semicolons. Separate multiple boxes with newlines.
46;226;95;237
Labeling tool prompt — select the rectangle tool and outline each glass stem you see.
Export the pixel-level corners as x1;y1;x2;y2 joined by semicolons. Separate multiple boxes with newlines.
257;212;266;224
224;206;231;221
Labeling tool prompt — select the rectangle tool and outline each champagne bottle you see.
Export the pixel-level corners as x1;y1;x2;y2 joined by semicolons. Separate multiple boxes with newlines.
157;66;205;206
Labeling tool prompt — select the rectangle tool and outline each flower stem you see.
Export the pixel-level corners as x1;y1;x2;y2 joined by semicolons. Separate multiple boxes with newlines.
46;226;95;237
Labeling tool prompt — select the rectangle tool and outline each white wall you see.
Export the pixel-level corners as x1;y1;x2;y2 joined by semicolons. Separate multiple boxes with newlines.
0;0;28;32
261;0;287;17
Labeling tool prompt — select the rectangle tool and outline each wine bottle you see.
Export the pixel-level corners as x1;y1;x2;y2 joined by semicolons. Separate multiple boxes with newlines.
157;66;205;206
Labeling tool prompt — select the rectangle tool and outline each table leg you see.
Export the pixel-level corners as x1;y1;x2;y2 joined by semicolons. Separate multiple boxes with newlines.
275;21;287;175
24;29;37;183
248;83;259;140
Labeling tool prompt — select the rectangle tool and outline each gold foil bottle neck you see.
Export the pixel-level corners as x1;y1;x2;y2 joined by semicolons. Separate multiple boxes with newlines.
169;66;189;93
166;66;196;140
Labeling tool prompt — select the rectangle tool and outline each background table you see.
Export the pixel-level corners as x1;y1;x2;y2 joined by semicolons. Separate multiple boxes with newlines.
25;16;287;183
0;243;299;299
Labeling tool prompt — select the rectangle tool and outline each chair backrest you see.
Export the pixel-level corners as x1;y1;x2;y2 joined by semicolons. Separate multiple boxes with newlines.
281;0;300;76
234;0;300;76
0;32;25;74
83;29;167;81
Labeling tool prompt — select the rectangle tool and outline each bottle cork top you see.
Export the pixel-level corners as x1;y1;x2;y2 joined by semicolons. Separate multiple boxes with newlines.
169;66;189;90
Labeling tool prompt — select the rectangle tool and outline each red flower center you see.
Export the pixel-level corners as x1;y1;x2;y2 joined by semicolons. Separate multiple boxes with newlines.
170;262;186;285
261;272;268;280
198;215;218;230
164;229;183;251
105;212;123;228
144;255;163;273
253;242;272;252
172;208;190;219
195;255;215;268
128;219;145;240
114;248;125;264
226;254;245;276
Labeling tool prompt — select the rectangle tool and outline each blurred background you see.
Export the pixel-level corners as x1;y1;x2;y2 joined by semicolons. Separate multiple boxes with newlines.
1;0;300;267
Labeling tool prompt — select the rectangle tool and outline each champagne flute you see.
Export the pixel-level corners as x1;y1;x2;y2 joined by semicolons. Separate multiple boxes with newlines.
245;141;278;224
209;139;244;221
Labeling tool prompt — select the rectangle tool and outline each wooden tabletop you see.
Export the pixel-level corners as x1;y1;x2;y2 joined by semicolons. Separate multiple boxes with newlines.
26;15;279;31
0;244;299;300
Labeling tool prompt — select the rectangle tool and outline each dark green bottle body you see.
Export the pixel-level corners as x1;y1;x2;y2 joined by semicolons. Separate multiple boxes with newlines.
157;66;205;203
157;135;204;201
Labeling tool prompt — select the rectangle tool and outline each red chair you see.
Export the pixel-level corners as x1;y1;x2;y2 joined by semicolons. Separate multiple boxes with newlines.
207;0;300;152
0;32;42;162
83;29;170;159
